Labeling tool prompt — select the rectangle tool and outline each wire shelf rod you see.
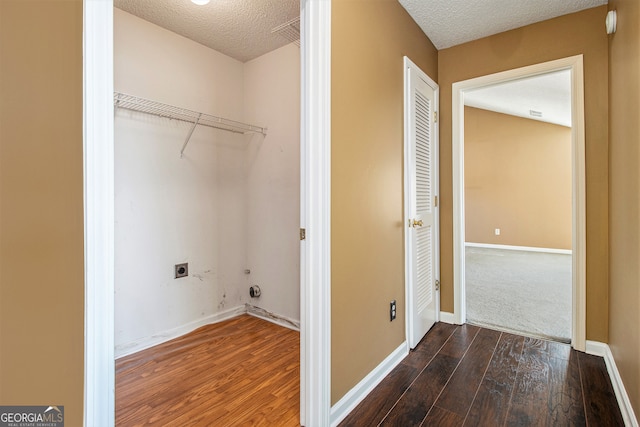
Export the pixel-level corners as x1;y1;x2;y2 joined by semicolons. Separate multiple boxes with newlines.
114;92;267;156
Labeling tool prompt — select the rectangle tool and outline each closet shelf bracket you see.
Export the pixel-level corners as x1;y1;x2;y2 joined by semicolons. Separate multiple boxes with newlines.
181;114;202;158
113;92;267;157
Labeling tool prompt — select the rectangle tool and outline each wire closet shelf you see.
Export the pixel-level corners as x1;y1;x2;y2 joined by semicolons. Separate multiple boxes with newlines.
114;92;267;157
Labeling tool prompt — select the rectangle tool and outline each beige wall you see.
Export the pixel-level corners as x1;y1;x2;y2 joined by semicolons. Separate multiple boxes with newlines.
331;0;438;404
439;6;610;341
608;0;640;416
465;107;572;249
0;1;84;425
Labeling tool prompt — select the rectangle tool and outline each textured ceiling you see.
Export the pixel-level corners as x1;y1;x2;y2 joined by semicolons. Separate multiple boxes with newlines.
115;0;589;124
115;0;608;63
465;70;572;127
114;0;299;62
398;0;608;50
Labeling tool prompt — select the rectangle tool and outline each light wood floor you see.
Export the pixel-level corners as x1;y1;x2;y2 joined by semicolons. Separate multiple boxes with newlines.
116;315;300;426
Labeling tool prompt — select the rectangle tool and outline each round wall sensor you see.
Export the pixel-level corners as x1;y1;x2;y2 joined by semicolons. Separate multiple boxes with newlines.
606;10;617;35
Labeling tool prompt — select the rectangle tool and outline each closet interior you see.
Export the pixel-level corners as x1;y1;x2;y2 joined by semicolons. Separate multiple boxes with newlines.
112;2;301;423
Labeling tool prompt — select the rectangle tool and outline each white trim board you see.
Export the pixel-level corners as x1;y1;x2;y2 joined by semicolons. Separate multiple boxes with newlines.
300;0;332;424
114;305;246;359
83;0;115;425
329;342;408;426
586;341;639;427
439;311;457;324
246;304;301;331
465;242;572;255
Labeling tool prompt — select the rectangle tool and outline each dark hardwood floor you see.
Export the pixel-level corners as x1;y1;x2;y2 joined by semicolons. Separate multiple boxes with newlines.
340;322;624;427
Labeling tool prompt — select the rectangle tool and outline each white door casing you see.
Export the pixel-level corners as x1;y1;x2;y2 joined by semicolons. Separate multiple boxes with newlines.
404;57;440;350
300;0;332;425
85;1;330;425
84;1;115;425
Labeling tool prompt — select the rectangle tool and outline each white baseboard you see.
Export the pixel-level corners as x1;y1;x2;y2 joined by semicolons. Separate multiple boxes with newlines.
330;341;408;426
585;340;608;357
246;304;300;331
115;305;246;359
439;311;457;324
465;242;572;255
586;340;639;427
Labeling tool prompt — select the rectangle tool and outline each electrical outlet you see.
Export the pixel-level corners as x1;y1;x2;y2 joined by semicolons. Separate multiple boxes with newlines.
390;300;397;321
175;263;188;279
495;228;501;236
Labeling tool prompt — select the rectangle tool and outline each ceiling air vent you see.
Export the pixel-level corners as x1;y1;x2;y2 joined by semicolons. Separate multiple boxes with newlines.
529;110;543;118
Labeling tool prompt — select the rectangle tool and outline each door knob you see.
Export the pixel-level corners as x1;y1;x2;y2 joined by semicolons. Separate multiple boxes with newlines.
412;219;423;227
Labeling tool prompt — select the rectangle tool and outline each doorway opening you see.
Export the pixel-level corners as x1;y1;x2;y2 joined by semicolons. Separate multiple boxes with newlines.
463;70;573;342
83;0;333;425
451;56;586;351
111;3;301;425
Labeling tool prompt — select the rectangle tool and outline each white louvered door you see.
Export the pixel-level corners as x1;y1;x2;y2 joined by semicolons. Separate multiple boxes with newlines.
404;58;439;349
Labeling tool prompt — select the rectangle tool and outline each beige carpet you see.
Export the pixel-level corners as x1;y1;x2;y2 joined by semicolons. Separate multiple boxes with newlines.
465;246;572;342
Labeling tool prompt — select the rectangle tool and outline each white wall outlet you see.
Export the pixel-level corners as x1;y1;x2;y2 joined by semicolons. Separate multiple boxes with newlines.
494;228;501;236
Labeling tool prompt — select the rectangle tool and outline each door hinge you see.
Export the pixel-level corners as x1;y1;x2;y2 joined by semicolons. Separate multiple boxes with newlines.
434;111;438;123
300;228;306;241
435;280;440;291
434;195;438;207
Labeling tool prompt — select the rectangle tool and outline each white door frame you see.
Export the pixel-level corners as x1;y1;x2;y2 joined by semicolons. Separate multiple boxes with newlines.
83;0;332;425
83;1;114;424
300;0;332;425
451;55;586;351
403;57;440;350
